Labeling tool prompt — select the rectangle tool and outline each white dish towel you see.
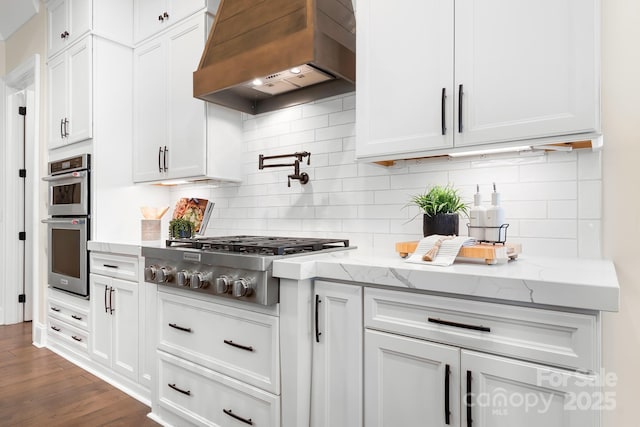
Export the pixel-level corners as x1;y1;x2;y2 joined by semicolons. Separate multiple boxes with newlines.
405;235;476;266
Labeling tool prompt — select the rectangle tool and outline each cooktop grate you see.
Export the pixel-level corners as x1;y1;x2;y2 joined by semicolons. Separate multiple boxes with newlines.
166;235;349;256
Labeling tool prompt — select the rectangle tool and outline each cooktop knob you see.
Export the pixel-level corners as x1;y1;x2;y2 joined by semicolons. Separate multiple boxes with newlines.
144;266;157;282
176;271;190;287
190;272;209;289
156;267;172;283
214;275;231;294
233;278;253;298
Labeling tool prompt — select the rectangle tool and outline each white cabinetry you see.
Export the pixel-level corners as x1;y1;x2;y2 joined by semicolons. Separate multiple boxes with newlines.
48;36;92;148
47;0;133;59
134;0;216;43
364;287;600;426
133;13;242;183
311;281;363;427
89;252;139;382
356;0;600;161
47;288;91;358
153;290;280;426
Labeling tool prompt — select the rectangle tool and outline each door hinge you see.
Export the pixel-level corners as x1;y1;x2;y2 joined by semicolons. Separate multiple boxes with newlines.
18;106;26;116
19;169;27;178
18;294;26;303
18;232;26;241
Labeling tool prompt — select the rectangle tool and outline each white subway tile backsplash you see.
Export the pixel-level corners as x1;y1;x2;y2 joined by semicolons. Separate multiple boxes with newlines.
302;99;343;117
578;180;602;219
519;161;577;182
179;93;602;259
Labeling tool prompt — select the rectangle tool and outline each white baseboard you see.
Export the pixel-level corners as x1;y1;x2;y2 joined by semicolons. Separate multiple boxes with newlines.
32;321;46;347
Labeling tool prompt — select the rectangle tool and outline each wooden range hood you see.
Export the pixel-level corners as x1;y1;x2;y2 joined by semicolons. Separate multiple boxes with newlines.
193;0;355;115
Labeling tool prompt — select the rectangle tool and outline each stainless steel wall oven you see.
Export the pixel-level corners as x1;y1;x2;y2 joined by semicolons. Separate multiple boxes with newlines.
42;154;90;297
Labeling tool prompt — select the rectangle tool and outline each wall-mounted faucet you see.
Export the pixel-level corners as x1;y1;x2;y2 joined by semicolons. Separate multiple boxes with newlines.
258;152;311;187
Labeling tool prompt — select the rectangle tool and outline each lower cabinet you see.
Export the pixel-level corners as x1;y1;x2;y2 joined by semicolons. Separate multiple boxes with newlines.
153;290;281;426
47;288;91;357
311;280;363;427
364;288;600;427
89;273;139;382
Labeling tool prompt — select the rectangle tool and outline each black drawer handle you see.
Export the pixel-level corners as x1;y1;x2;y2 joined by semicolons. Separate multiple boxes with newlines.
103;264;119;269
169;323;192;333
466;370;473;427
51;307;61;312
223;409;253;425
51;325;61;332
168;383;191;396
71;335;83;342
224;339;254;352
315;294;322;343
458;83;464;133
428;317;490;333
71;314;82;321
445;364;451;424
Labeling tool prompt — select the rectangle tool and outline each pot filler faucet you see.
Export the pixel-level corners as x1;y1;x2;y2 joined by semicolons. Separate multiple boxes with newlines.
258;151;311;187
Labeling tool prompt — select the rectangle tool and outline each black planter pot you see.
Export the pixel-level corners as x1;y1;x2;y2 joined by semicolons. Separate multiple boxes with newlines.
423;213;459;237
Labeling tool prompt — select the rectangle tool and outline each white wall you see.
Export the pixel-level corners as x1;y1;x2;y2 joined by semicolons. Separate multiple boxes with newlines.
171;93;603;258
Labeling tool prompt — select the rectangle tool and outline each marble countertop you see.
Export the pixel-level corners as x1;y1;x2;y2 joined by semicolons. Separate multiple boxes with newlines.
273;248;620;312
88;241;142;257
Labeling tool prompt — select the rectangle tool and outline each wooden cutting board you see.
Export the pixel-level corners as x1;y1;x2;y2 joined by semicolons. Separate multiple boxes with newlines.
395;241;522;265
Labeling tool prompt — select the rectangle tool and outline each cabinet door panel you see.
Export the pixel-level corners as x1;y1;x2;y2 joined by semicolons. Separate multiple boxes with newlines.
135;0;166;43
356;0;454;159
168;0;206;25
89;274;112;367
69;0;91;42
48;54;67;149
365;329;461;427
133;39;166;182
48;0;67;57
461;350;598;427
454;0;599;146
67;37;93;144
312;281;362;427
166;17;207;179
112;278;139;381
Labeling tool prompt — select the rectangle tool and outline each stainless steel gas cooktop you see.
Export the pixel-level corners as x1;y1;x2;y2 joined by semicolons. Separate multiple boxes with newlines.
143;235;350;306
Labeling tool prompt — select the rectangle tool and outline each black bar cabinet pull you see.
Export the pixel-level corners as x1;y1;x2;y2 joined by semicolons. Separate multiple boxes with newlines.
109;288;115;314
104;285;108;313
441;87;447;135
168;383;191;396
71;335;82;342
60;119;64;139
466;370;472;427
428;317;490;333
223;409;253;426
169;323;192;333
71;314;82;321
64;118;69;137
103;264;119;269
163;145;168;171
51;307;61;312
445;364;451;424
458;84;464;133
315;294;322;343
51;325;61;332
224;339;254;352
158;146;163;173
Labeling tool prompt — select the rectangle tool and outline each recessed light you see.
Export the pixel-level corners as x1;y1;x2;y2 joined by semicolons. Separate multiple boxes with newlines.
290;67;301;74
252;78;263;86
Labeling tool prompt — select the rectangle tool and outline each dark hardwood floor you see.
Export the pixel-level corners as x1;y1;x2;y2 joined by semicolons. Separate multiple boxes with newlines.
0;322;159;426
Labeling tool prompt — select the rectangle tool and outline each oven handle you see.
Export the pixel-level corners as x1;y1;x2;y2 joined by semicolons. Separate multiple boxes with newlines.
42;170;88;181
42;218;86;225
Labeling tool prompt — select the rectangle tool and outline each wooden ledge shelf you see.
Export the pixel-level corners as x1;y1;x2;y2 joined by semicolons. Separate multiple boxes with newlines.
396;241;522;265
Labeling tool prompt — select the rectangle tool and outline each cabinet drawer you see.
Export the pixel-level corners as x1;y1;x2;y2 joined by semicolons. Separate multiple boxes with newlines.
90;252;139;281
158;291;280;394
48;317;89;354
158;351;280;427
48;297;89;331
365;287;597;372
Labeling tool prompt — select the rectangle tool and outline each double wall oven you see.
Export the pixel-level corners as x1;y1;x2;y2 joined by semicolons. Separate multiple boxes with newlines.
42;154;90;297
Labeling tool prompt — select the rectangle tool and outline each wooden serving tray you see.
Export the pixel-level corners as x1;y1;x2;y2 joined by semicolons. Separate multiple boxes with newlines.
396;241;522;265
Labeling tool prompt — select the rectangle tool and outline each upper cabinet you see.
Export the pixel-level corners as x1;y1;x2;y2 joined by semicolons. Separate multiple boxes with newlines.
133;13;242;183
133;0;219;44
47;0;133;58
356;0;601;162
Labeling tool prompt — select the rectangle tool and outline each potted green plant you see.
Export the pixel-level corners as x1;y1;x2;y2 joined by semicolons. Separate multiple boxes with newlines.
169;217;194;239
408;185;469;237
